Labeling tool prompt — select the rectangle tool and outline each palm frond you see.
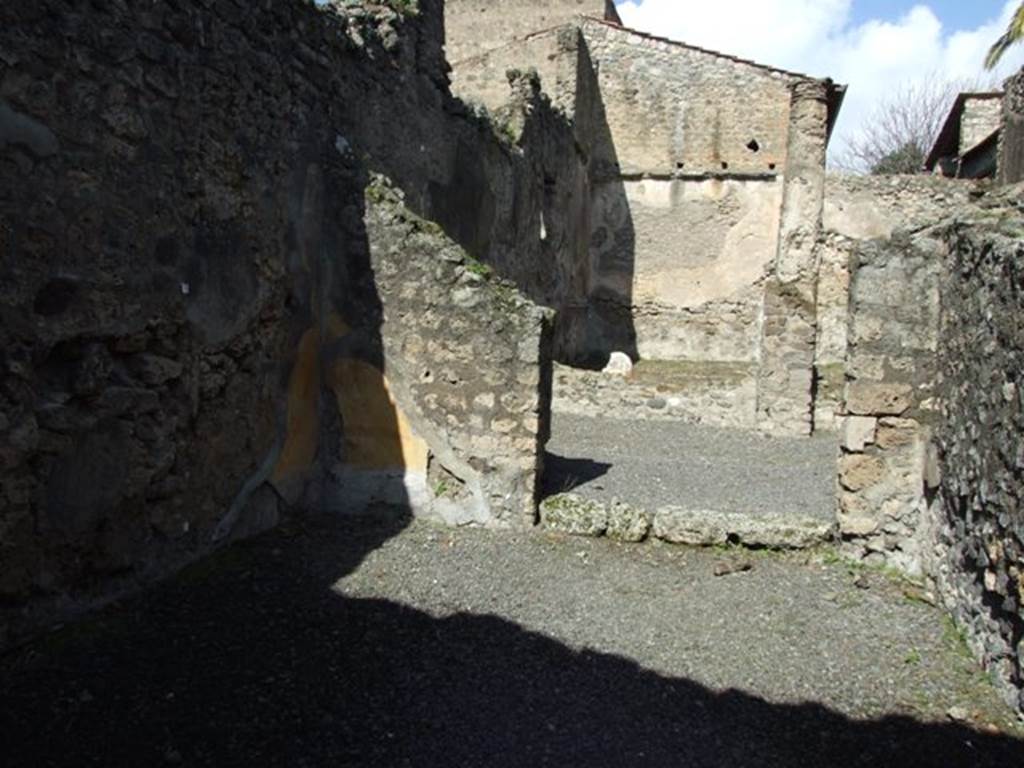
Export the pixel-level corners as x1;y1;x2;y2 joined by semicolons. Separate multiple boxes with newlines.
986;4;1024;70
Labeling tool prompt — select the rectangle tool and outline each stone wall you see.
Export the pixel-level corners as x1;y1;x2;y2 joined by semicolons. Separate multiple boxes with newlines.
0;0;557;646
579;19;796;177
835;232;945;575
754;80;829;437
1000;68;1024;185
930;208;1024;713
960;95;1003;154
451;28;579;115
816;174;978;431
445;0;618;64
835;188;1024;712
342;178;552;529
552;361;756;428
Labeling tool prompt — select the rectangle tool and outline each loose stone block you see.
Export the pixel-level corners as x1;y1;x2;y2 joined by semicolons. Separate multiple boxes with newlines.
838;454;886;492
605;501;651;543
541;494;608;537
875;418;919;449
845;382;913;416
653;507;833;550
841;416;877;452
653;507;728;546
837;510;878;537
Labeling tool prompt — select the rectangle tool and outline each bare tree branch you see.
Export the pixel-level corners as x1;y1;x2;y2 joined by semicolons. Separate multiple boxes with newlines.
833;74;998;175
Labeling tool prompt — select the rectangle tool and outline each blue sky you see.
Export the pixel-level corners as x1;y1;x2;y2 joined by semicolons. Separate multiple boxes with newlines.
849;1;1007;30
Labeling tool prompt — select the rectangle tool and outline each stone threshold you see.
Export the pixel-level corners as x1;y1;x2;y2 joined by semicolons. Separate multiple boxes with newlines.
540;493;836;550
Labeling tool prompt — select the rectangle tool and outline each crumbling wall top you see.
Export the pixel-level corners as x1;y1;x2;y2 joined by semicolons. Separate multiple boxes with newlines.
444;0;615;63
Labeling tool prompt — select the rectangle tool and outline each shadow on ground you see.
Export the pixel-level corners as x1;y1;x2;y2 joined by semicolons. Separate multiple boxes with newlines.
542;452;613;497
1;515;1021;768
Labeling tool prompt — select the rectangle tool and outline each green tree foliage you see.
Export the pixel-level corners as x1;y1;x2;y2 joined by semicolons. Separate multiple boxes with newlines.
870;142;926;175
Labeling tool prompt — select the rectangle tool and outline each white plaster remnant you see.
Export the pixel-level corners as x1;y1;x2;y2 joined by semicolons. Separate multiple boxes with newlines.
602;351;633;376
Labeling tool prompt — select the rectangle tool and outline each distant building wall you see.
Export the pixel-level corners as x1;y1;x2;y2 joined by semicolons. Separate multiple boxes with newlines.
580;20;794;178
445;0;617;64
578;20;800;425
959;96;1002;154
452;17;834;435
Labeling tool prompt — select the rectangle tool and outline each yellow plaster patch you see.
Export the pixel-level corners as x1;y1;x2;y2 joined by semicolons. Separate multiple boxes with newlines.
272;328;321;486
329;358;429;472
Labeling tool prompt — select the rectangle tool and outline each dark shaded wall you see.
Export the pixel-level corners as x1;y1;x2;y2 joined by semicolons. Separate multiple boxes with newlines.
933;213;1024;713
0;0;559;646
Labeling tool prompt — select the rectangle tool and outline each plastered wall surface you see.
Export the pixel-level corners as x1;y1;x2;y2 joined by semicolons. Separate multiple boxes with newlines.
610;178;783;312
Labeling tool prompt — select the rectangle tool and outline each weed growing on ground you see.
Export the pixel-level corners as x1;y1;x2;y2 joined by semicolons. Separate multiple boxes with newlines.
942;615;974;660
463;256;492;279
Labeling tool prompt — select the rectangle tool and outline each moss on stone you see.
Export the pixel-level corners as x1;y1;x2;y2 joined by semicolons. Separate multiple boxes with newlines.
815;362;846;397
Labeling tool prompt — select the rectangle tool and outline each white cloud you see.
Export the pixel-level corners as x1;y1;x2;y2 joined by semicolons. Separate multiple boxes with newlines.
615;0;1024;160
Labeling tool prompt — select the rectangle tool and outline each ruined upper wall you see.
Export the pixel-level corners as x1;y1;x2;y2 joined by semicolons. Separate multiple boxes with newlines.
450;27;580;119
445;0;618;64
823;173;979;241
580;19;798;178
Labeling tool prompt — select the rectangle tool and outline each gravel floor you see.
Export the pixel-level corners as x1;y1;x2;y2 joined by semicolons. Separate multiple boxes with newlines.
1;516;1021;767
544;412;837;521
